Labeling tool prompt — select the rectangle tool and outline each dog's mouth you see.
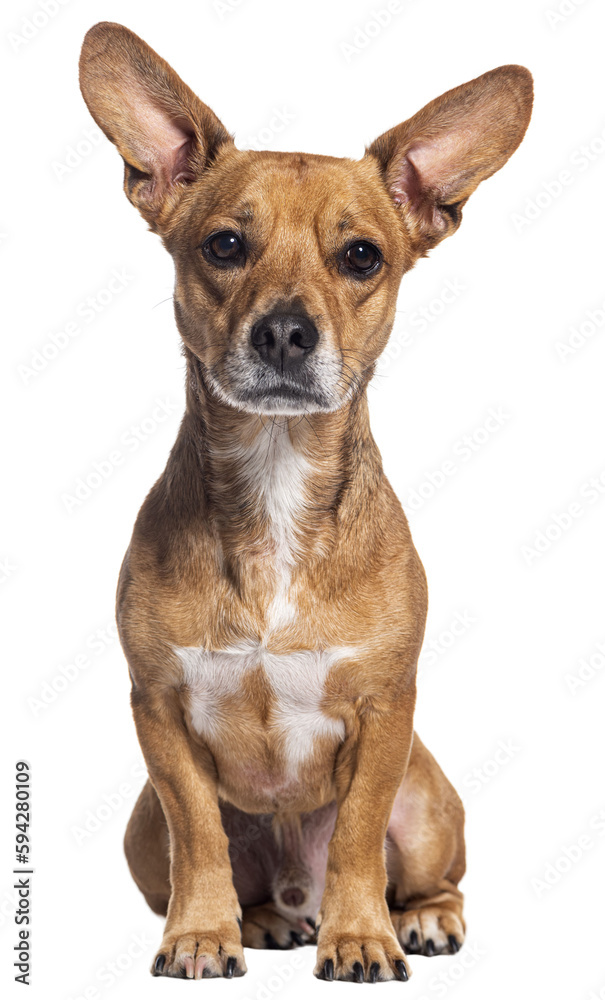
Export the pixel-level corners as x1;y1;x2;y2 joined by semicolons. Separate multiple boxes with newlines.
204;349;346;416
241;381;329;409
215;377;335;416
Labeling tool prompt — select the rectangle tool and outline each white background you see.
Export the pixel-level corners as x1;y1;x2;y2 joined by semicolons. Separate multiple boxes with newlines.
3;0;605;998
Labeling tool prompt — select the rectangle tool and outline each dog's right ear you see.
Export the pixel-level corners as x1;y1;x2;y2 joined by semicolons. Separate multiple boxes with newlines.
79;22;233;229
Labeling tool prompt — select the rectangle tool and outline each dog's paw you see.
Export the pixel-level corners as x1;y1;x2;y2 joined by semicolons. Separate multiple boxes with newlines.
390;905;465;956
314;925;411;983
242;903;315;949
151;924;247;979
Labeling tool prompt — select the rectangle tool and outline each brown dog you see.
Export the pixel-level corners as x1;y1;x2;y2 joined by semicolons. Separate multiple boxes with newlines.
79;23;532;983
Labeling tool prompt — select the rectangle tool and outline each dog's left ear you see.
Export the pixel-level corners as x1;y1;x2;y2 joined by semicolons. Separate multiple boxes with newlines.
367;66;533;252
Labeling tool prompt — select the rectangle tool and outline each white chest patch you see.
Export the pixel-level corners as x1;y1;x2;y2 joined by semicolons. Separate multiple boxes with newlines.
175;641;353;768
224;427;311;636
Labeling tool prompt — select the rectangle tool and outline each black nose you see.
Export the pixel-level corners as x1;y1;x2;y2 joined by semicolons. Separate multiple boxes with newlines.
250;312;319;373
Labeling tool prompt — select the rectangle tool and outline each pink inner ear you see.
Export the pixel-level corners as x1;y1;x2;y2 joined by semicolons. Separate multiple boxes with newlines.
392;132;470;206
390;157;420;207
388;131;476;234
171;134;196;183
125;81;197;187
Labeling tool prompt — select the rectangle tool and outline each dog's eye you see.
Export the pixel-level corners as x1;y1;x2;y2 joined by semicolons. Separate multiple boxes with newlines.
203;231;244;265
344;241;381;275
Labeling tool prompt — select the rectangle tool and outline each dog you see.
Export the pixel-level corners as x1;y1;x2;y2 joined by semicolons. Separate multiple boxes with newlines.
79;22;532;983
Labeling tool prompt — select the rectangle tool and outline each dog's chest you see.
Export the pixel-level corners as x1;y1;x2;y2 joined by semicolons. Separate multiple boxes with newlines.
174;428;352;777
175;641;349;769
218;427;311;633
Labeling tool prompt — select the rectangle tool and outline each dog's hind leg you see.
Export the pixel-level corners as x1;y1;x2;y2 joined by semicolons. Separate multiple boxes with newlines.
124;780;171;916
386;734;466;956
123;786;275;919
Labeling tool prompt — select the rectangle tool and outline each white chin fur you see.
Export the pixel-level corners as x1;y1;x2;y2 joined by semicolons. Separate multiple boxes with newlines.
204;369;342;416
235;396;339;416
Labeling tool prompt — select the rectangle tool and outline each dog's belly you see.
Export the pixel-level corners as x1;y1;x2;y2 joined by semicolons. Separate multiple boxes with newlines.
174;640;353;811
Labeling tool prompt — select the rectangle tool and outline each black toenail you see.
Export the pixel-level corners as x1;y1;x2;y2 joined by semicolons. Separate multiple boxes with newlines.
394;960;408;982
369;962;380;984
290;931;304;947
225;956;237;978
353;961;364;983
306;917;316;930
154;954;166;975
264;932;280;950
409;930;419;949
324;958;334;981
448;934;460;953
425;939;435;956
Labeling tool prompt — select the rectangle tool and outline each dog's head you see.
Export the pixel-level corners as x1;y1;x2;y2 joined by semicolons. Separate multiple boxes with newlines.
80;23;532;416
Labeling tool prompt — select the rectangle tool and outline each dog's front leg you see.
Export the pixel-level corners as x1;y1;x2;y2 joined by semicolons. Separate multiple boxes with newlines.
315;691;415;984
131;686;245;980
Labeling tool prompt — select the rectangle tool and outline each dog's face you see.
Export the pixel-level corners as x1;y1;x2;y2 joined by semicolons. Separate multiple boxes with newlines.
80;23;533;416
166;149;411;415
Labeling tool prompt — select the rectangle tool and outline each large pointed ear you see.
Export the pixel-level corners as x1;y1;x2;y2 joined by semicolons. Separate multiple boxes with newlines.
366;66;533;252
79;22;233;229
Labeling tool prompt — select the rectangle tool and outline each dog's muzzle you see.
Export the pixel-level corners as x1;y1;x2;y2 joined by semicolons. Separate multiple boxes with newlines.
211;309;344;415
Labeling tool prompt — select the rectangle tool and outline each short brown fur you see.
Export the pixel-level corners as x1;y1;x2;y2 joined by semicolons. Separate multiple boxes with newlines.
79;22;532;982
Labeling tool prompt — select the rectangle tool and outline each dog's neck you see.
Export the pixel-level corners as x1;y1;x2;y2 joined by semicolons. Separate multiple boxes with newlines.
171;352;382;580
